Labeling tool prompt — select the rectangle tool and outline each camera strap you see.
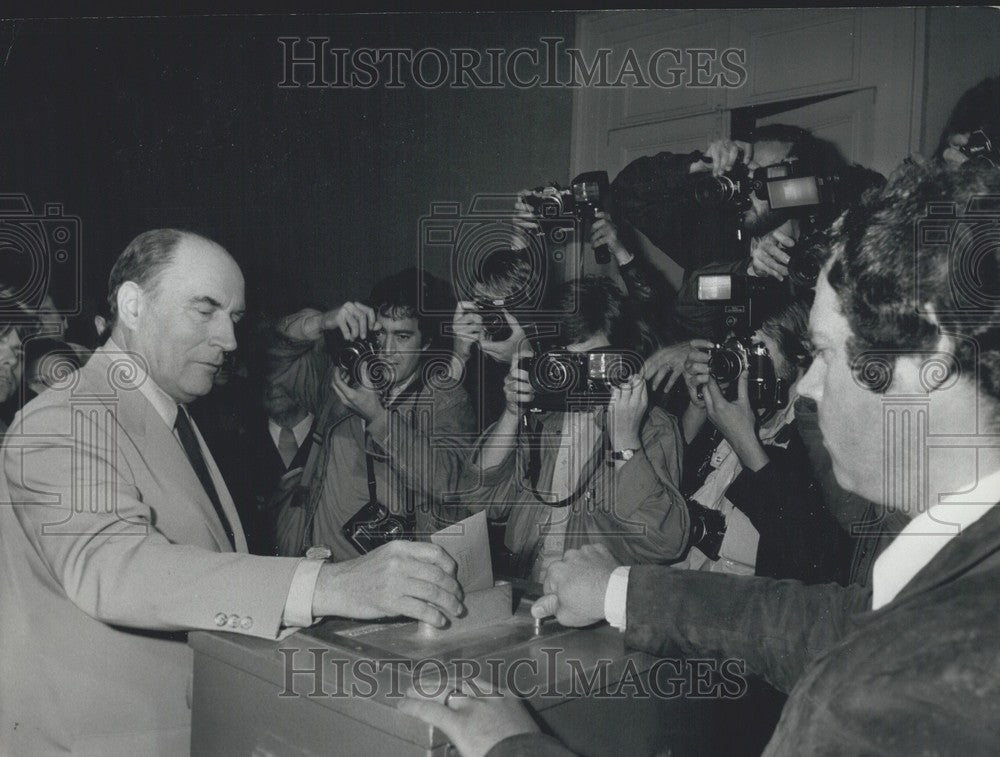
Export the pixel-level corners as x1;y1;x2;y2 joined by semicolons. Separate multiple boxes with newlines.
520;412;608;508
362;374;425;506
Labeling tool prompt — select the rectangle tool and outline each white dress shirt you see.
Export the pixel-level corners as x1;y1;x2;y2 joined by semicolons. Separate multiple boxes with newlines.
268;413;314;451
871;467;1000;610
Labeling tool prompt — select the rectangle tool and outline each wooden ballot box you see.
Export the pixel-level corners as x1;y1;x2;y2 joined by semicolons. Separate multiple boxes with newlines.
189;599;718;756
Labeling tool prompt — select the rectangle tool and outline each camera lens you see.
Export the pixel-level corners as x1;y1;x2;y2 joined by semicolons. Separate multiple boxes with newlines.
693;175;738;207
534;353;578;392
480;310;512;341
708;347;745;383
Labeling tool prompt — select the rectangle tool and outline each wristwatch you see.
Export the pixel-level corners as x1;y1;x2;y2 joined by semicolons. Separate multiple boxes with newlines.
610;448;637;462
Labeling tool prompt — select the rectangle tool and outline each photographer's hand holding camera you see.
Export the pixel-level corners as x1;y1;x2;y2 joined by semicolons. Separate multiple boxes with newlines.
690;138;754;177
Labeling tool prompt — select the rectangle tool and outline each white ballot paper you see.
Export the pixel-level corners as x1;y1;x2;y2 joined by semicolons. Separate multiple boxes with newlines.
430;510;494;593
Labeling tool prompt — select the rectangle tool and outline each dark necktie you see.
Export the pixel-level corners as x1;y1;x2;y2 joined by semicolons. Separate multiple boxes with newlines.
174;406;236;550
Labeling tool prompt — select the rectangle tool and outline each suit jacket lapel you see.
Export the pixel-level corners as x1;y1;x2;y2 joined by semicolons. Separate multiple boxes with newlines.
85;347;242;553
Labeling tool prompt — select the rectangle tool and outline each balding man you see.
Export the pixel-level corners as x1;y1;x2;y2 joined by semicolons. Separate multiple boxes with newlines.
0;230;463;755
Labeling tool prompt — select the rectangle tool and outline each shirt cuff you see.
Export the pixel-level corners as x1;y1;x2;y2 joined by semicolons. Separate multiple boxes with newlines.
281;558;326;629
603;566;631;631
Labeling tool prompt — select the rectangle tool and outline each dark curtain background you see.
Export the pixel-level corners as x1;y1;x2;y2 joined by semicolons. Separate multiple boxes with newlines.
0;12;575;328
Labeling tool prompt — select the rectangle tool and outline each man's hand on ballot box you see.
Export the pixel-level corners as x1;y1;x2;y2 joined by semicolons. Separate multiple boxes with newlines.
532;544;620;628
312;540;464;628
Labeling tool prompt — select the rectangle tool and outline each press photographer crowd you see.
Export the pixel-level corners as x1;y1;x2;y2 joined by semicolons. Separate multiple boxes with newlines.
0;73;998;756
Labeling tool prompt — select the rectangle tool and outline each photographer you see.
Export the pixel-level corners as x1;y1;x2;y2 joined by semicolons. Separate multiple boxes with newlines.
676;164;885;343
450;246;537;430
679;297;848;585
272;268;475;559
610;124;821;278
936;74;999;168
462;275;690;580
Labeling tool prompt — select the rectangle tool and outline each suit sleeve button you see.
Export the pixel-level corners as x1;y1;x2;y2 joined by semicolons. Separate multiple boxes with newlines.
241;617;253;630
215;613;228;627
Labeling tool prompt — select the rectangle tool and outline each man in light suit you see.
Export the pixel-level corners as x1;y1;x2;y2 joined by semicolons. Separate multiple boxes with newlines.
0;229;464;755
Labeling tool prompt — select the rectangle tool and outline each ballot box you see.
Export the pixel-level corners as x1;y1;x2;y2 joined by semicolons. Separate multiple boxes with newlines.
189;598;719;756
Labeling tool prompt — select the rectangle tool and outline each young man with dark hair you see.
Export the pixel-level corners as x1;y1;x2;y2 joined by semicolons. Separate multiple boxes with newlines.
464;275;690;579
451;246;541;429
273;267;475;559
401;162;1000;755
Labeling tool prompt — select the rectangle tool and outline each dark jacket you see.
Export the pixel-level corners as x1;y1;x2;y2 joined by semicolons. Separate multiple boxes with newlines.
630;500;1000;754
724;425;850;585
490;499;1000;755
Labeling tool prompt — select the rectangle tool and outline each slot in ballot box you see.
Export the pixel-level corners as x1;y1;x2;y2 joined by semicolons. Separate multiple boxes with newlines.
189;597;716;756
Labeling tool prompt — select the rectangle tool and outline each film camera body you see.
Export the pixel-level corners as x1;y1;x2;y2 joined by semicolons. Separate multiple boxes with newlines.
693;158;841;214
336;333;380;385
518;349;643;412
342;500;411;554
522;171;613;263
960;129;999;168
696;274;791;410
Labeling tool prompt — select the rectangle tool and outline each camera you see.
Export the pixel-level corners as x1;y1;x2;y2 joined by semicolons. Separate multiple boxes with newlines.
421;196;573;319
337;334;380;385
693;159;841;215
0;194;82;319
518;348;642;412
342;500;412;554
692;160;753;208
523;171;612;263
960;129;999;168
686;499;727;562
783;229;828;289
708;337;790;410
696;273;781;338
475;297;513;341
697;273;790;410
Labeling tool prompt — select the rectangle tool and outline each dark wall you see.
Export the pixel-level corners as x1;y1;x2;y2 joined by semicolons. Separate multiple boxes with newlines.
0;12;575;323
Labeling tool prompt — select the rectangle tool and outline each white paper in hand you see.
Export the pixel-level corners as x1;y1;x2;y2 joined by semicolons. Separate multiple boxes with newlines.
430;510;494;593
